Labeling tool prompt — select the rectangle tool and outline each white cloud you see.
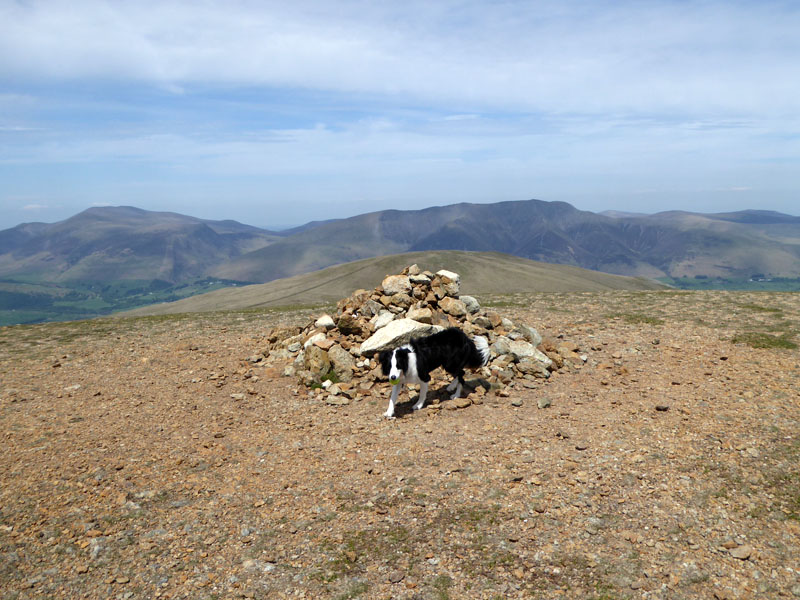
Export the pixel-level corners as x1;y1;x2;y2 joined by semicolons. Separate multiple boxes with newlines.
1;0;798;117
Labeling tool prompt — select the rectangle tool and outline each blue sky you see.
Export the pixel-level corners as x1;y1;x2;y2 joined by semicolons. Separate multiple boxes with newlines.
1;0;799;230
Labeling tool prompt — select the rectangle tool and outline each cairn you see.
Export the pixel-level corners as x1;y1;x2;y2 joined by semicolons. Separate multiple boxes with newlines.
260;264;586;407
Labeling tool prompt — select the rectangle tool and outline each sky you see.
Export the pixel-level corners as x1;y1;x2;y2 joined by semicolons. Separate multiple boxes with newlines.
1;0;799;231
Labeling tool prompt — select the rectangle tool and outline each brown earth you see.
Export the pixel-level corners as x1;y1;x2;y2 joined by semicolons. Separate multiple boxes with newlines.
1;291;799;599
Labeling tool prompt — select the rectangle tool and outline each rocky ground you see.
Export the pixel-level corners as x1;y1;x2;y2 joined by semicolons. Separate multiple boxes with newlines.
1;290;799;600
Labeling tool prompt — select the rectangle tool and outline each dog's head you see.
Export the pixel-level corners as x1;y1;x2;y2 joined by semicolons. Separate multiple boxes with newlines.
379;347;410;385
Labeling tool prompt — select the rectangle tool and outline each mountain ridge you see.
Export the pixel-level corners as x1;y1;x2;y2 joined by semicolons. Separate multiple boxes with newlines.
1;200;799;325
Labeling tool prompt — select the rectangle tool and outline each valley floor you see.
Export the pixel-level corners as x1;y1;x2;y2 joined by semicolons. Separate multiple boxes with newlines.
1;291;799;599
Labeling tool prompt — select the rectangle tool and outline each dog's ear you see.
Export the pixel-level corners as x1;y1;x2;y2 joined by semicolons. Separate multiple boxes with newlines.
378;350;392;375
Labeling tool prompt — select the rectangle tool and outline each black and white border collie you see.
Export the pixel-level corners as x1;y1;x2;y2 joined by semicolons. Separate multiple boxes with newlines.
378;327;490;418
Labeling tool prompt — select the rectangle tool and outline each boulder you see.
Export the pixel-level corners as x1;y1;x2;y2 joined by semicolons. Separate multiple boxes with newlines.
509;340;553;368
315;315;335;330
515;324;542;346
381;275;412;296
304;346;331;378
359;319;443;356
389;292;413;309
328;345;356;382
304;332;327;349
361;300;384;318
439;297;467;318
407;306;434;324
409;273;431;286
460;295;481;314
337;313;362;336
436;269;461;296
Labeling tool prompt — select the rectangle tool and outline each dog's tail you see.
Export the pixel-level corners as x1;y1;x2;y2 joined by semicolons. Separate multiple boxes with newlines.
471;335;490;368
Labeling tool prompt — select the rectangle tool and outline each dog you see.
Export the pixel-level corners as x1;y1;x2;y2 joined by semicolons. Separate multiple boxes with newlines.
378;327;490;418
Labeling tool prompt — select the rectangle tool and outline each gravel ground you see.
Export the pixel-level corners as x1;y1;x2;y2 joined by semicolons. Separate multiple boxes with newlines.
1;291;799;600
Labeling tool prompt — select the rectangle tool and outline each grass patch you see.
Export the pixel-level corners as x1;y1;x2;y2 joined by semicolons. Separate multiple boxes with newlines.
730;332;797;349
431;574;454;600
606;312;665;326
739;303;783;313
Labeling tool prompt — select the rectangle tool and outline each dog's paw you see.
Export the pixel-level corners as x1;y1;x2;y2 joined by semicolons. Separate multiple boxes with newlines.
412;403;425;411
383;412;396;419
449;391;460;400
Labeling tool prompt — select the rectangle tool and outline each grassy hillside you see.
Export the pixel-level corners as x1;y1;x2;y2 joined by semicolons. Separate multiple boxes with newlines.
122;251;666;316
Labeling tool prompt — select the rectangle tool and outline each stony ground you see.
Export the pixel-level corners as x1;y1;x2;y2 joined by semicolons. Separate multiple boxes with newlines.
1;291;799;600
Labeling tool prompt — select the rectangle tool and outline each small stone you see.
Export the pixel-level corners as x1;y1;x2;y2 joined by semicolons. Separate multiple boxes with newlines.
537;397;551;409
655;404;670;411
510;398;523;407
230;393;245;401
575;442;589;451
729;544;753;560
325;396;350;406
388;569;405;583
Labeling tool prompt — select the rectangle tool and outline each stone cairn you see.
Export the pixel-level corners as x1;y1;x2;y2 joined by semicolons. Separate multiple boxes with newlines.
260;264;586;408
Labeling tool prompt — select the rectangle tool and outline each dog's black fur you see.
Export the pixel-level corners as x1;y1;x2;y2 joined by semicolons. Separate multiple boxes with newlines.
379;327;488;388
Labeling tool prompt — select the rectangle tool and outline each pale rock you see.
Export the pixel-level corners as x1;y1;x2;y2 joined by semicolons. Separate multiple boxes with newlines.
439;297;467;317
303;332;327;349
389;292;413;309
328;345;356;383
515;324;543;346
315;315;335;330
406;264;421;276
371;310;395;330
509;340;552;367
381;275;412;296
407;306;434;324
460;295;481;314
517;359;550;378
492;336;512;356
359;319;443;356
436;269;460;283
409;273;431;286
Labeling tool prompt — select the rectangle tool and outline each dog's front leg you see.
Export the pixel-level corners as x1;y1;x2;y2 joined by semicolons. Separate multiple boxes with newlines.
412;381;428;411
448;377;463;400
385;383;401;418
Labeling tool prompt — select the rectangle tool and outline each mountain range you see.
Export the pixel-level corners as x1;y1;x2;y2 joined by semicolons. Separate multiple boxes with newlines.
1;200;799;325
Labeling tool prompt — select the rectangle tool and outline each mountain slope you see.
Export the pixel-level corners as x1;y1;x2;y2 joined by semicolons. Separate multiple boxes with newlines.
123;251;667;316
0;206;279;284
